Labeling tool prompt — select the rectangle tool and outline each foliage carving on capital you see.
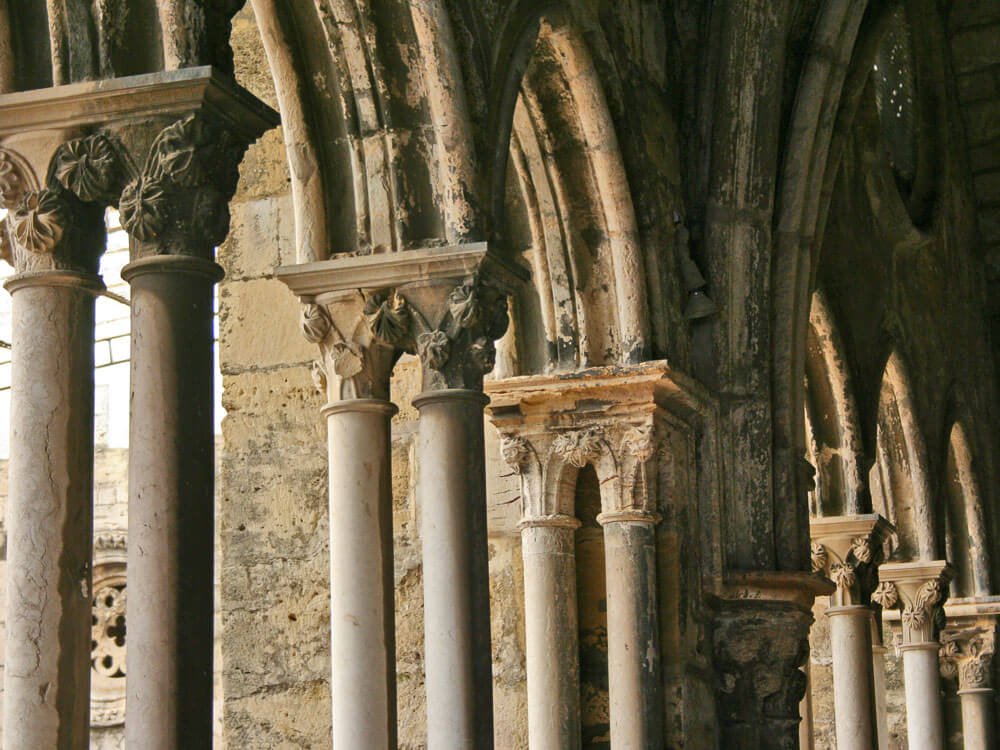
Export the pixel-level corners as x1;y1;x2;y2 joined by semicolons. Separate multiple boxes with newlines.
621;423;655;462
364;290;411;348
300;303;332;344
552;427;605;468
0;150;25;207
12;189;67;255
499;435;533;474
871;581;899;609
810;541;828;573
417;330;451;371
901;580;943;631
940;627;995;690
119;113;247;256
53;134;126;205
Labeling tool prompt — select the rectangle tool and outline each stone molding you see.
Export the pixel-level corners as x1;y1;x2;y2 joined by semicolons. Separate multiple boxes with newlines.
939;616;996;691
875;560;952;645
279;244;528;398
810;514;894;607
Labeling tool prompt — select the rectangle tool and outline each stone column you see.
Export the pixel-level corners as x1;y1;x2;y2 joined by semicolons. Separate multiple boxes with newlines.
301;297;400;749
114;96;276;749
870;616;890;750
939;618;996;750
2;249;102;748
874;561;952;750
402;252;523;750
498;431;582;748
810;515;893;750
599;510;662;747
0;132;113;749
713;572;834;750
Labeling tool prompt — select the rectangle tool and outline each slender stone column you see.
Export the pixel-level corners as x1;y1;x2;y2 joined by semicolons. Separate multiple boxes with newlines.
870;617;890;750
799;659;814;750
325;399;398;748
283;290;403;746
3;270;102;750
413;388;493;748
519;516;582;748
874;561;952;750
810;515;893;750
122;254;222;748
599;510;663;747
939;618;996;750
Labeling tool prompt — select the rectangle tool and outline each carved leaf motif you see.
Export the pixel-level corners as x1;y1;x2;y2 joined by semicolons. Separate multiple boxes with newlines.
54;135;122;204
152;115;212;188
448;282;480;329
119;178;168;241
810;542;828;573
300;303;331;344
830;563;857;592
310;360;327;395
960;654;992;689
331;342;364;380
364;291;410;346
621;424;655;462
0;217;12;266
851;536;873;564
469;336;496;373
939;641;960;679
499;435;532;472
417;330;451;371
871;581;898;609
552;428;605;468
0;152;22;206
12;190;66;254
913;579;943;613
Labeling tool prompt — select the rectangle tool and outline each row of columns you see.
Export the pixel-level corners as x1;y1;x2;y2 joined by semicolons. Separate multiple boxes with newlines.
0;69;278;749
808;516;997;750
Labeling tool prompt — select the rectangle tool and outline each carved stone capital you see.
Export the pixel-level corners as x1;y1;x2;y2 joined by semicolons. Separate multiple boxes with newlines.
118;113;253;257
878;560;952;645
298;293;399;402
939;618;996;691
809;515;894;607
712;593;815;748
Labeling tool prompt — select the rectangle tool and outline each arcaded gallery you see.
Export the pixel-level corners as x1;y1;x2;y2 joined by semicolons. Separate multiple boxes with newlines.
0;1;996;748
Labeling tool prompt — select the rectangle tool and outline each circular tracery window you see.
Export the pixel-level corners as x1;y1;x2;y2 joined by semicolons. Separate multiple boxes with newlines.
91;533;127;727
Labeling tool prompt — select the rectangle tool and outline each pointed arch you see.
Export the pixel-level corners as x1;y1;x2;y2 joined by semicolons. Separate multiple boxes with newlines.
943;420;992;597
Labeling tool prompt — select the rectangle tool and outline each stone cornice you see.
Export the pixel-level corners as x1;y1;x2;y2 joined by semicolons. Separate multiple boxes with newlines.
0;67;278;141
275;243;528;301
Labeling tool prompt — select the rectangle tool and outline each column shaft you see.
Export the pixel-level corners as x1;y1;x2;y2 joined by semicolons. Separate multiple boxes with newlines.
827;606;877;750
415;390;493;749
958;688;995;750
521;521;581;748
325;399;398;748
601;516;662;748
123;256;222;750
3;273;100;750
901;643;946;750
872;642;890;750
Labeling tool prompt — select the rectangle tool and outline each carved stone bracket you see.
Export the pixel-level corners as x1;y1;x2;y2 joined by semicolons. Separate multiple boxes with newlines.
877;561;953;645
809;515;894;607
939;617;996;691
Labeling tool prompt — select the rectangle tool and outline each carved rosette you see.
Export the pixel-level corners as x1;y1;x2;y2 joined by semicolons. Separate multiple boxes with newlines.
11;189;67;255
810;541;829;573
877;565;951;645
91;531;127;727
53;134;124;205
871;581;899;610
119;113;247;256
